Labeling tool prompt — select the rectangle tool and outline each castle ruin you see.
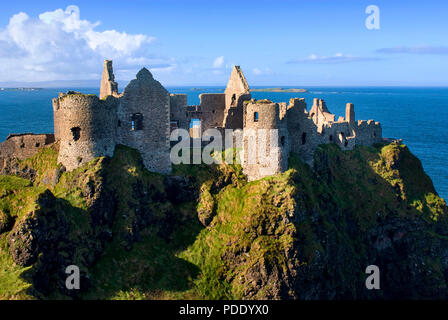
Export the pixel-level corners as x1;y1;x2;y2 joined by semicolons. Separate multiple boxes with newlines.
49;60;382;180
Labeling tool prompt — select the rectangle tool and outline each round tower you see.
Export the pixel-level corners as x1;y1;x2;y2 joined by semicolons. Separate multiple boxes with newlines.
244;100;282;129
241;101;289;180
53;92;118;171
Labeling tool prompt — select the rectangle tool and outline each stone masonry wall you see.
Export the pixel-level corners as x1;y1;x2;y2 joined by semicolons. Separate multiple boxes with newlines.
242;101;289;180
223;66;251;129
0;133;55;175
49;61;383;180
116;68;171;174
198;93;226;133
0;133;55;160
170;94;189;131
53;93;118;171
100;60;119;100
286;100;357;165
355;120;382;146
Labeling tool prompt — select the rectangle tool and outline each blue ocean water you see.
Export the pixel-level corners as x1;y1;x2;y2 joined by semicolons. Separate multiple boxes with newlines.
0;87;447;200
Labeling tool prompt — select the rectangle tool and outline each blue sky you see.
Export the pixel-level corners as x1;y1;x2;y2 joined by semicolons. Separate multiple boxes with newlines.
0;0;446;86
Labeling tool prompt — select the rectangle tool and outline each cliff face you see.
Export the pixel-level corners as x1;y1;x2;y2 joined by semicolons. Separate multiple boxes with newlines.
0;142;447;300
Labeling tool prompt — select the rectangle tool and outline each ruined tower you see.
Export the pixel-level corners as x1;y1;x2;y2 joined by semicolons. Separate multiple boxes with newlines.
100;60;119;99
51;60;383;181
345;103;355;125
223;66;252;129
53;61;171;174
116;68;172;174
241;101;289;181
52;93;118;171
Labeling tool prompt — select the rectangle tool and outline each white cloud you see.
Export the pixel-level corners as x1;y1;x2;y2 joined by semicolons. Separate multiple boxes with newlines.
252;67;271;76
252;68;262;75
212;56;224;68
376;45;448;55
287;53;382;64
0;5;171;82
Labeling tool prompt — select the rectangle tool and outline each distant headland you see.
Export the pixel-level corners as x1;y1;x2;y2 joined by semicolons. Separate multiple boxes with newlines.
0;87;43;91
250;87;308;93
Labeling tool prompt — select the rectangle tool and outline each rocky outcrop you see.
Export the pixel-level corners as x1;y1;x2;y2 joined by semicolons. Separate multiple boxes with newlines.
8;190;66;267
1;142;447;300
178;143;448;300
0;210;13;234
4;155;117;296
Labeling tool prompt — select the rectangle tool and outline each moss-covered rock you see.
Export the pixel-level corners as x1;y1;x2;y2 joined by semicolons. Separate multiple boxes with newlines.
0;210;12;234
0;142;447;300
179;143;448;299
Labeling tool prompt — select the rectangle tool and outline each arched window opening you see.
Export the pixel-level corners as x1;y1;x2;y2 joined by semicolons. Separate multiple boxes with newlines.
301;132;307;145
280;136;286;146
338;132;345;144
189;118;201;139
254;112;259;122
71;127;81;141
131;113;143;131
170;120;179;132
231;94;236;106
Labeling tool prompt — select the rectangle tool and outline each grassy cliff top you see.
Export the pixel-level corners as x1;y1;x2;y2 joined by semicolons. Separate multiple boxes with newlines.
0;142;446;300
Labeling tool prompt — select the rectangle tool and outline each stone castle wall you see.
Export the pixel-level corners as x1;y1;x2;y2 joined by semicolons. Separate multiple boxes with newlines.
170;94;189;131
54;66;172;174
116;68;171;174
100;60;119;100
284;99;382;166
53;93;118;171
241;101;289;180
0;133;55;161
197;93;226;132
355;120;382;146
50;60;383;181
286;98;307;153
0;133;55;175
223;66;251;129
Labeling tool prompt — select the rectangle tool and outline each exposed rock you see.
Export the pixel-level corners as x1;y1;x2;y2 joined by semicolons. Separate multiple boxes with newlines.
40;168;61;187
1;141;447;300
164;175;197;204
0;157;36;180
0;209;13;234
7;190;61;267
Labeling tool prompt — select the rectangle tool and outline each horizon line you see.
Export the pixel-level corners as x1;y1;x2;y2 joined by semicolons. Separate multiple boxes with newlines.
1;85;447;89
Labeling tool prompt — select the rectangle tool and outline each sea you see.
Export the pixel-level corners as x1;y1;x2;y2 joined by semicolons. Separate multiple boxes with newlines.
0;86;447;200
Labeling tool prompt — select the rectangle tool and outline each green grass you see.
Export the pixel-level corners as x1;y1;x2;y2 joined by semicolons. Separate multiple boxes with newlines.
80;145;203;299
0;175;46;224
178;170;299;299
0;233;33;299
83;225;201;300
0;142;447;300
18;143;61;187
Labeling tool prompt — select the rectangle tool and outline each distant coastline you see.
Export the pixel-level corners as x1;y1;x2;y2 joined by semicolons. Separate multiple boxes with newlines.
250;87;308;93
0;87;43;91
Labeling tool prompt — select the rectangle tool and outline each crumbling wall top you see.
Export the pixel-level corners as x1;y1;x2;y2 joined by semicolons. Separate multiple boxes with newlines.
225;66;250;95
100;60;119;99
